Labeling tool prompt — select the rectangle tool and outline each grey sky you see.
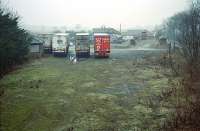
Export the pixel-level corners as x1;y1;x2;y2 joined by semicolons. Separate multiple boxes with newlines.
6;0;188;29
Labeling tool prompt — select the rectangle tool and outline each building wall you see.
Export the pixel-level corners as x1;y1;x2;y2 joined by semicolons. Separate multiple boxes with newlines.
30;44;40;53
30;44;43;58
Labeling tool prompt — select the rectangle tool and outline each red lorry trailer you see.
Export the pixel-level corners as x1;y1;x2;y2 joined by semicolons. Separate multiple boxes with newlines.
94;33;110;58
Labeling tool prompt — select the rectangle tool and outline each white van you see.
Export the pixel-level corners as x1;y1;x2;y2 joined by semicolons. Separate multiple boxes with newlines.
52;33;69;56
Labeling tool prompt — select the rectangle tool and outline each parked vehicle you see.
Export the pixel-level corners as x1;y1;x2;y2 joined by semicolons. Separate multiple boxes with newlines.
39;33;53;54
52;33;69;56
75;33;90;58
94;33;110;58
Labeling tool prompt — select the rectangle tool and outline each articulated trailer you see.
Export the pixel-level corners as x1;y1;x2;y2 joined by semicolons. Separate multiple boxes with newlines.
75;33;90;58
52;33;69;57
94;33;110;58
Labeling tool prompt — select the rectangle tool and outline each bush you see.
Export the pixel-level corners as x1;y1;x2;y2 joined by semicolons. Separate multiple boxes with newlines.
0;2;31;77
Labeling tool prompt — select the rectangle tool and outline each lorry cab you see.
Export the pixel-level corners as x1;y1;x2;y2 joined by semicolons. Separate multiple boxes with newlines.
94;33;110;58
75;33;90;58
52;33;69;57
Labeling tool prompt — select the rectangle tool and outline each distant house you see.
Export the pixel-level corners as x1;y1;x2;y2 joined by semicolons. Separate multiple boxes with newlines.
92;27;122;43
122;29;154;40
93;27;121;35
122;29;143;40
141;31;148;40
122;35;134;41
159;36;167;45
30;37;44;58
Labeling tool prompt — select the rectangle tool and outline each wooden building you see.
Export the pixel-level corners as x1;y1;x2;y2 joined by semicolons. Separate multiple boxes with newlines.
30;37;44;58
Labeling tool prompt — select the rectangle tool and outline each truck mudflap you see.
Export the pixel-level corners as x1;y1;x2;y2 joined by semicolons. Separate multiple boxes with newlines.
95;51;110;58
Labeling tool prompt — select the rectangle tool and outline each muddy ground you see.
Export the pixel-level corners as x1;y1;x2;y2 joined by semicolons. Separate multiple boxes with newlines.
0;39;171;131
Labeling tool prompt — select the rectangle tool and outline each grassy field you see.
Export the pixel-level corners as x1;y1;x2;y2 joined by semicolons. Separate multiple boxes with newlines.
0;53;172;130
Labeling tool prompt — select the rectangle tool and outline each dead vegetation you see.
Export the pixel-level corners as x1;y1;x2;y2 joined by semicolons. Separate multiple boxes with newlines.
158;1;200;130
161;64;200;131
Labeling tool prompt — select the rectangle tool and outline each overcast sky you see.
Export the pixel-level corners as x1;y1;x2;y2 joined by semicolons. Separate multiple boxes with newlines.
5;0;188;29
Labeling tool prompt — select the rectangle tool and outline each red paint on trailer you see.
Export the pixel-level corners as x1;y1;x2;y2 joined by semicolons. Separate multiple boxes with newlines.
94;35;110;57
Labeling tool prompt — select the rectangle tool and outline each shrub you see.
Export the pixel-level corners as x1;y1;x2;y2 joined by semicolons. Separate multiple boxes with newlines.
0;2;31;77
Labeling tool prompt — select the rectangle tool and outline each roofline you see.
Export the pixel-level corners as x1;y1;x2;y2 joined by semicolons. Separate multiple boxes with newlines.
54;33;69;36
93;33;110;36
76;33;89;36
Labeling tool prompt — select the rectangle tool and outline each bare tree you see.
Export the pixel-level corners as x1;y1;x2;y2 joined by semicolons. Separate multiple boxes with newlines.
165;0;200;78
162;1;200;130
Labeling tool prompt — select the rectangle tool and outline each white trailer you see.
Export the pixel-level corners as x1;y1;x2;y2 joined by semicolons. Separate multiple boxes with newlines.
40;33;53;54
52;33;69;56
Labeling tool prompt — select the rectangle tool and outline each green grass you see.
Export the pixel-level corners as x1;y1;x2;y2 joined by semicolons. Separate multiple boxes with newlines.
0;56;171;131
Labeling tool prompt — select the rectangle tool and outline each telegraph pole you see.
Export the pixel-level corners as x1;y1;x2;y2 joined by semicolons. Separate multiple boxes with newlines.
120;24;122;34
